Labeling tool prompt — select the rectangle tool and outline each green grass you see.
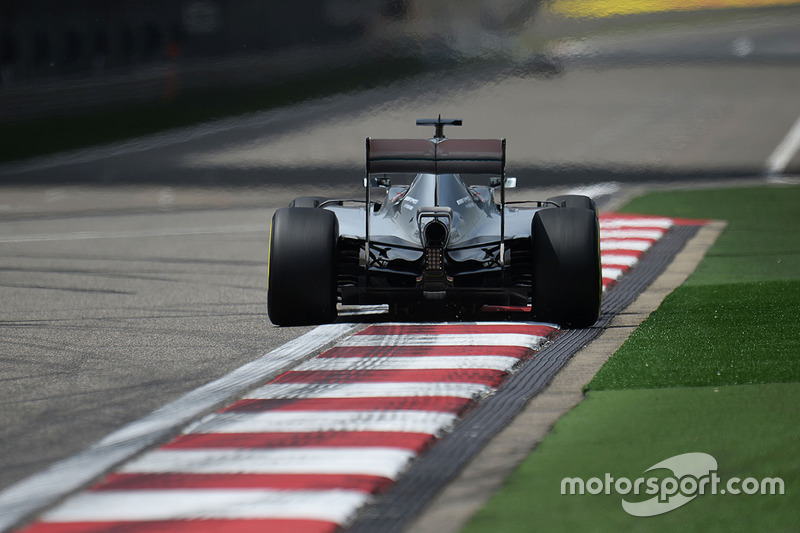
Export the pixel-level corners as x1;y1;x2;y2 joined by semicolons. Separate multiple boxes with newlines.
0;57;426;165
463;384;800;533
589;280;800;389
590;185;800;390
618;186;800;286
464;184;800;532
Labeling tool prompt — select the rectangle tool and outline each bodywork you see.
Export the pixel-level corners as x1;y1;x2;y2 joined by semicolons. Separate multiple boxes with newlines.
325;119;551;310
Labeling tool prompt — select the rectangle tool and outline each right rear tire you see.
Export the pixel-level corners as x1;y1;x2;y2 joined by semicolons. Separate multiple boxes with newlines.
531;206;601;327
546;194;597;213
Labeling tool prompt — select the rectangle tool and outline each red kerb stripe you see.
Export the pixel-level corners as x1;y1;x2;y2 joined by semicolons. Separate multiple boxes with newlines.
357;324;557;336
600;249;645;258
222;396;473;414
319;345;535;358
92;472;393;494
162;431;435;451
271;369;508;387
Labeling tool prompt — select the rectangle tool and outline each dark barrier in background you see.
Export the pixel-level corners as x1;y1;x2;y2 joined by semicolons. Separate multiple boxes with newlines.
0;0;538;123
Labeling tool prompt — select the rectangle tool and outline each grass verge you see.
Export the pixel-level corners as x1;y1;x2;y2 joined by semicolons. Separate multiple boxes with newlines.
463;384;800;532
463;184;800;532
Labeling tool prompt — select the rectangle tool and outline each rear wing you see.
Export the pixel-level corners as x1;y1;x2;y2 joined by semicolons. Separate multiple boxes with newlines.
366;138;506;175
362;118;511;285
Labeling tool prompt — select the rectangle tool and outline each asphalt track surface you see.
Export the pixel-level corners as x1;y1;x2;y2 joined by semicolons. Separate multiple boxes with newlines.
0;215;698;532
2;7;800;532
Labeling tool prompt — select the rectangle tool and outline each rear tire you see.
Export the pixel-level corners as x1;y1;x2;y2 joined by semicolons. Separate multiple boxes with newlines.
268;207;339;326
289;196;328;208
531;206;601;327
546;194;597;213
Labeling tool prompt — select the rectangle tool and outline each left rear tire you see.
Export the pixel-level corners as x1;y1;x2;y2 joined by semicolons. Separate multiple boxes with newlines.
267;207;339;326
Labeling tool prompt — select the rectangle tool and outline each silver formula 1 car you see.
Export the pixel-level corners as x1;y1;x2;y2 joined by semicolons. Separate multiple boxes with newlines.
268;117;601;327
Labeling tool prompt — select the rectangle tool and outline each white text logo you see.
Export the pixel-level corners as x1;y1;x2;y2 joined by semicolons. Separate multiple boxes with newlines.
560;452;784;516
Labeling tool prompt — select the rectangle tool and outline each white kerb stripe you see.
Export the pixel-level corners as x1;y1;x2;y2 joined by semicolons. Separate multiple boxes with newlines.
42;489;369;523
119;447;415;478
602;267;625;280
193;410;459;435
247;382;493;400
601;254;640;267
600;239;654;252
600;229;665;240
296;355;520;372
600;218;673;229
340;333;545;348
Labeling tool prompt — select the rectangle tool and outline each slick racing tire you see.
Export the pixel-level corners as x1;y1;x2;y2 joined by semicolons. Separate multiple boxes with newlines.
267;207;339;326
289;196;343;208
289;196;329;208
531;206;601;327
546;194;597;214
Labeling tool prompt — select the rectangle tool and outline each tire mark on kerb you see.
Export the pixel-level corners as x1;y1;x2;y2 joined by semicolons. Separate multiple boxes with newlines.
0;323;358;533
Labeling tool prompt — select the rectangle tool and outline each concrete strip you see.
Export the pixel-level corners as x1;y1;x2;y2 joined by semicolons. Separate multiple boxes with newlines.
407;220;727;533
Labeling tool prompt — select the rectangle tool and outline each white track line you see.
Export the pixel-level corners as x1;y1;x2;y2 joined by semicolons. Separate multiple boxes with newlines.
0;224;264;244
0;323;358;532
766;113;800;176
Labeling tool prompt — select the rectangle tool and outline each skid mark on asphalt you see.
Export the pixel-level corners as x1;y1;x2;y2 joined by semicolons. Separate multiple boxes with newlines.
12;214;691;533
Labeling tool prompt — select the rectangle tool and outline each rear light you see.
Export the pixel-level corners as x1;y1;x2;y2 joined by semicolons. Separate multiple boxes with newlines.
417;207;452;273
426;247;443;270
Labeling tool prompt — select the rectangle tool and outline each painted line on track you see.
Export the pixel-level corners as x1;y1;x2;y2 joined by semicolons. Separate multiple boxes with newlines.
4;213;686;533
0;224;265;244
766;113;800;176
